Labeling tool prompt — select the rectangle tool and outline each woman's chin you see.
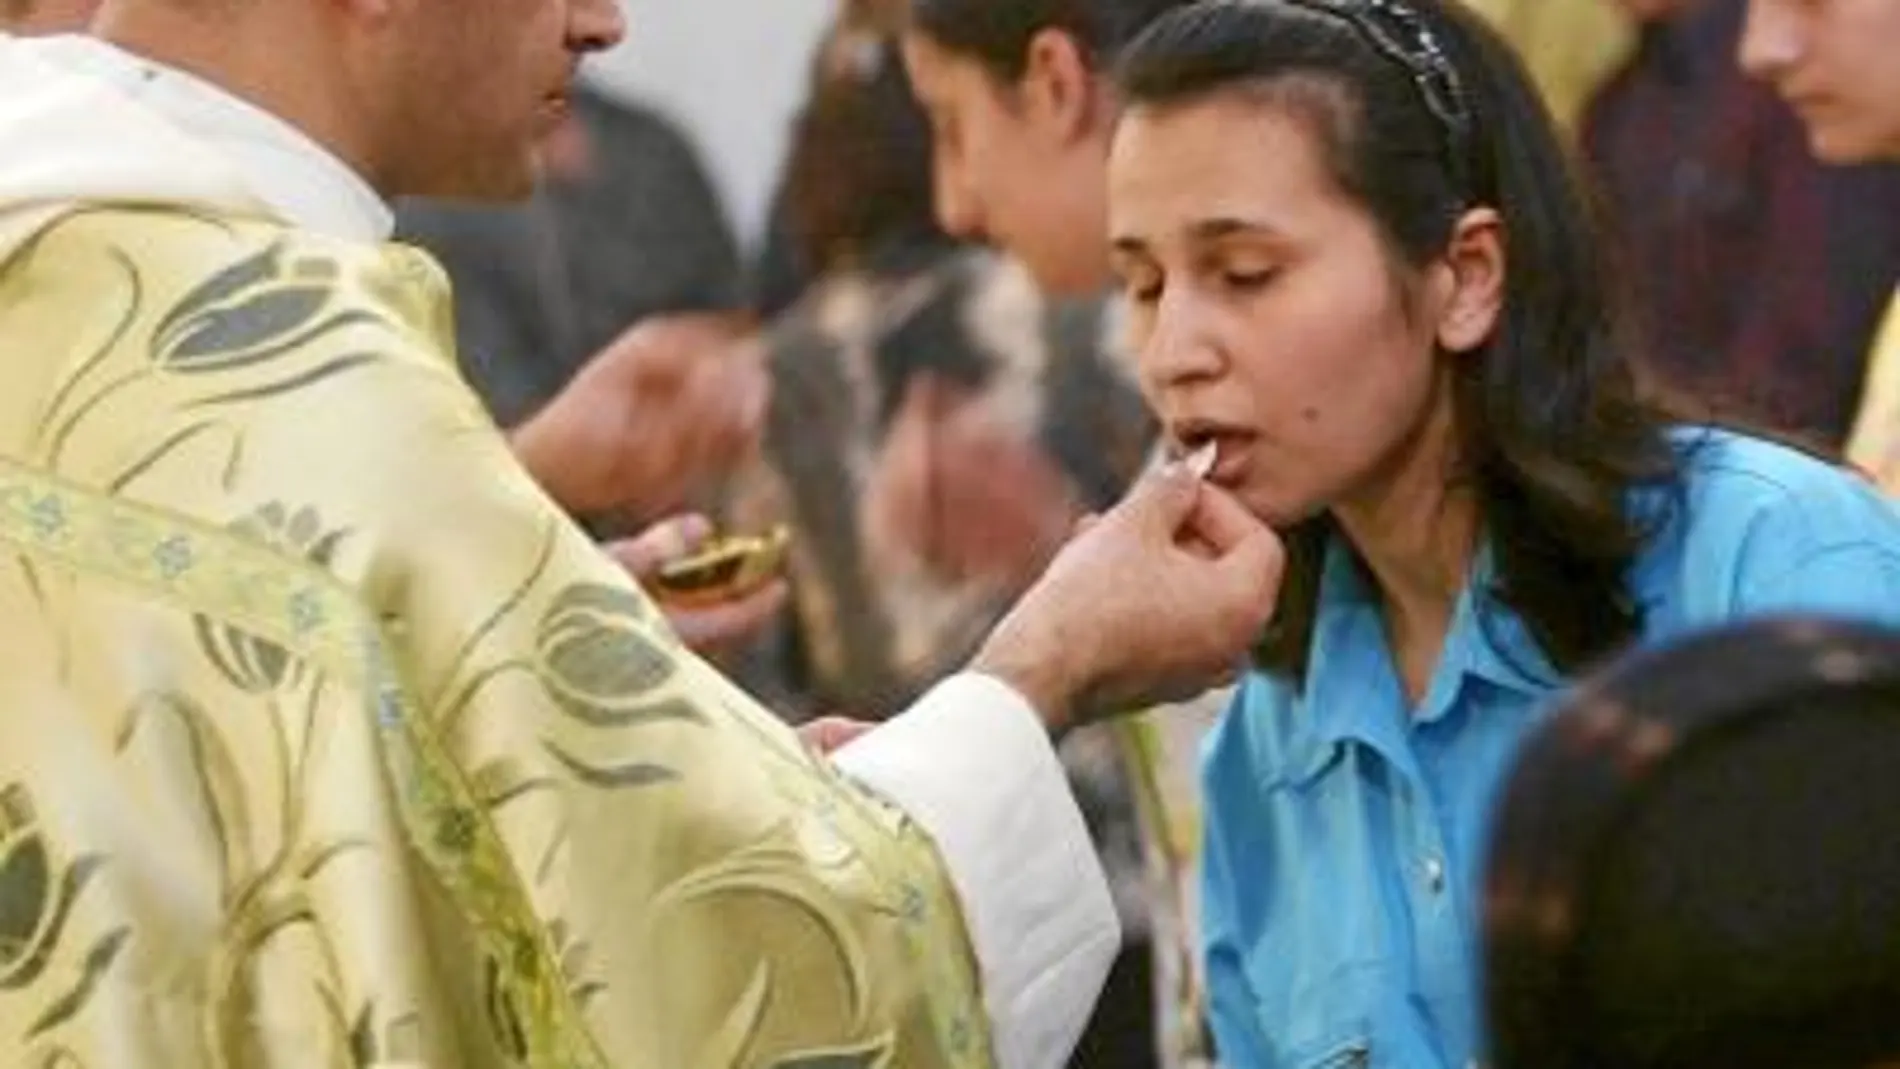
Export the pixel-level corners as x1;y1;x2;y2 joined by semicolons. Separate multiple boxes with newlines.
1241;490;1320;533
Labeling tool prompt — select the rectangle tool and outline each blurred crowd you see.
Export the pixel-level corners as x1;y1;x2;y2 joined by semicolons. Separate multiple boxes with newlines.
5;0;1900;1067
388;2;1900;1063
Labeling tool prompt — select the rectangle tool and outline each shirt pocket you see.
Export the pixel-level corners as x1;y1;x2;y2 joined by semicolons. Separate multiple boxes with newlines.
1287;1031;1372;1069
1247;956;1397;1068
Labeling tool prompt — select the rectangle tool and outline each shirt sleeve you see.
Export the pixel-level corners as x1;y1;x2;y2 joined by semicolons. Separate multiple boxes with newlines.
1740;538;1900;617
1722;462;1900;618
833;673;1123;1069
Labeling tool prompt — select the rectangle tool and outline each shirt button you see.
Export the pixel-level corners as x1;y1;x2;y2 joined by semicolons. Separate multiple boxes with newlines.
1424;856;1447;894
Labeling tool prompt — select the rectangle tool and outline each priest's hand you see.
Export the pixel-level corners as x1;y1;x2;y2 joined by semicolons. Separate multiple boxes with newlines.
968;460;1284;733
512;313;766;518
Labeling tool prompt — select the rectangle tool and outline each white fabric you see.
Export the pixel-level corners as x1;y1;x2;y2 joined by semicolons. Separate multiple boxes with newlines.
0;32;1121;1069
0;33;390;245
837;674;1122;1069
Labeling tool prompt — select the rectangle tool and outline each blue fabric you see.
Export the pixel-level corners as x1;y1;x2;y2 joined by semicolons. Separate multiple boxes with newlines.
1200;429;1900;1068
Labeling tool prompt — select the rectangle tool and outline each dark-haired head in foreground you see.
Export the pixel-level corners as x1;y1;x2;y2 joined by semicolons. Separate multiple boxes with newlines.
1488;616;1900;1069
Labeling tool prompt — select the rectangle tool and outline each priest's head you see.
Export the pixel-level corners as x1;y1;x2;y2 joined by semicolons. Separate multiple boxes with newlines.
90;0;625;200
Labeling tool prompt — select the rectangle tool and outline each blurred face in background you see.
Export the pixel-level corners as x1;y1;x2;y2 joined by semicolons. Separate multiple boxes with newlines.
1740;0;1900;164
901;27;1119;296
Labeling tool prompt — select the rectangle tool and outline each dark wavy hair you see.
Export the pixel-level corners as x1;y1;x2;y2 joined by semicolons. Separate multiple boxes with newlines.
907;0;1197;81
1487;618;1900;1069
1115;0;1683;680
778;27;947;273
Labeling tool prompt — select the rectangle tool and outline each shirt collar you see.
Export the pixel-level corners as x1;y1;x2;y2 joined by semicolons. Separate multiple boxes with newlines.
1290;539;1398;783
40;34;393;242
1452;544;1566;700
1286;535;1561;785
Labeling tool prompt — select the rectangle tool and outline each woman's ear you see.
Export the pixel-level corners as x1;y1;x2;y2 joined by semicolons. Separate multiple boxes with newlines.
1434;207;1505;353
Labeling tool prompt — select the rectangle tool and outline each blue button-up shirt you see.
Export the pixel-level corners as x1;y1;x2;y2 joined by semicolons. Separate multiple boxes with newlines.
1201;430;1900;1069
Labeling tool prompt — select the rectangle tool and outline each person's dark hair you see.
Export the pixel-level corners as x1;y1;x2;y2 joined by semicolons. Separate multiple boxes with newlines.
1486;617;1900;1069
908;0;1197;82
1115;0;1680;680
778;28;949;274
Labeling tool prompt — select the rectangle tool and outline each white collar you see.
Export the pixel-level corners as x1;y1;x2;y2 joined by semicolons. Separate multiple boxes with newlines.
33;34;394;242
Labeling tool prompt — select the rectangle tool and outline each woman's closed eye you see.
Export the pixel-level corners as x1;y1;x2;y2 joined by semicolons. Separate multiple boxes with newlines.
1201;248;1281;295
1220;268;1276;294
